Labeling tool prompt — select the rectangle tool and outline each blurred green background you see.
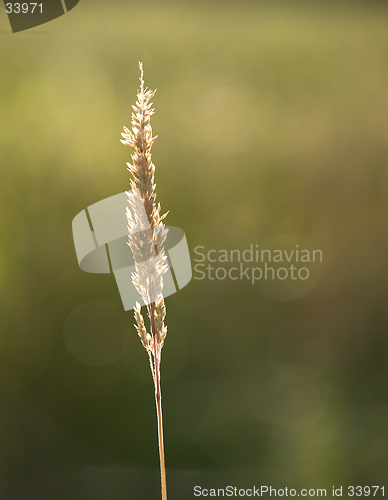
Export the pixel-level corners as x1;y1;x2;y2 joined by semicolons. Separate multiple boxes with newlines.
1;0;388;498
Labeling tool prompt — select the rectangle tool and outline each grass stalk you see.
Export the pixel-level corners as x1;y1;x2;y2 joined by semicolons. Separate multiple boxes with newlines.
122;62;169;500
149;301;167;500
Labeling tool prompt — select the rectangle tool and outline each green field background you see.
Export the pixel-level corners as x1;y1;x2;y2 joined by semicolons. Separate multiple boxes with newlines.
1;0;388;498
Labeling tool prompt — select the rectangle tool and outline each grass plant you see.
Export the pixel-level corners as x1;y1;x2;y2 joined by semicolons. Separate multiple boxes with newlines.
121;63;169;500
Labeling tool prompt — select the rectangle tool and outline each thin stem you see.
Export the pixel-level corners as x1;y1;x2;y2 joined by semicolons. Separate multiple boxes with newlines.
149;302;167;500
